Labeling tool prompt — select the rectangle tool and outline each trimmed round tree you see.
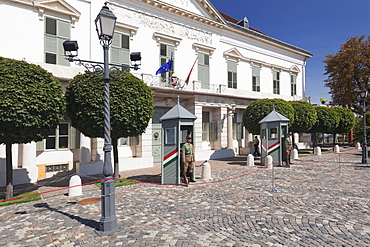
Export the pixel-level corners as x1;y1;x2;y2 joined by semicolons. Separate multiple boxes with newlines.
289;101;318;147
65;71;154;178
243;98;294;135
330;107;355;148
0;57;65;199
309;106;339;147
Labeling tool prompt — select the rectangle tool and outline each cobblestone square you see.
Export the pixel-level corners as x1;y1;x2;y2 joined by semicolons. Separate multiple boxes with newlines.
1;148;370;246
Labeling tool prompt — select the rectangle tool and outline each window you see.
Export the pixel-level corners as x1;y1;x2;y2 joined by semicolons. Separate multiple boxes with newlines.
291;74;297;96
270;127;278;139
44;17;70;66
273;71;280;94
165;128;175;145
202;112;217;141
227;60;237;89
111;32;130;65
160;43;174;85
252;65;260;92
119;136;139;146
36;123;80;151
198;53;210;89
232;113;244;140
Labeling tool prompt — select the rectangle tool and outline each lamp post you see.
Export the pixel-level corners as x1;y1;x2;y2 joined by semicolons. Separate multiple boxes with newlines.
63;3;141;235
360;90;368;164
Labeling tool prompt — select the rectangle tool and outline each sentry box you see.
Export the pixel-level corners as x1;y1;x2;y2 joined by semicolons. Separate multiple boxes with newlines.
160;101;197;184
259;110;290;167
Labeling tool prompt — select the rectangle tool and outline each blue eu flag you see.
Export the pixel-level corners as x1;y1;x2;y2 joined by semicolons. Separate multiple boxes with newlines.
156;60;173;75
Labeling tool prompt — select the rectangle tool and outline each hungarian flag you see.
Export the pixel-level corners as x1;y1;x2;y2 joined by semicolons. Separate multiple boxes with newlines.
185;58;198;84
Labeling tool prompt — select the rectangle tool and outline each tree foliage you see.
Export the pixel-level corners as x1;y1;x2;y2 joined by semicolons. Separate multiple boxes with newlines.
323;35;370;106
65;71;154;139
331;107;355;135
289;101;317;134
0;57;65;144
0;57;64;199
243;98;294;134
310;107;339;134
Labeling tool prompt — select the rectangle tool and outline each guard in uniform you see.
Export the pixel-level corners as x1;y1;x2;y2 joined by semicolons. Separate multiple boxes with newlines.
284;133;293;165
181;134;195;184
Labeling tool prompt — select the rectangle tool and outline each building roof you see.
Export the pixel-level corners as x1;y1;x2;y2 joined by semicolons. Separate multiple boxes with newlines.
218;11;312;57
160;102;197;122
259;110;290;124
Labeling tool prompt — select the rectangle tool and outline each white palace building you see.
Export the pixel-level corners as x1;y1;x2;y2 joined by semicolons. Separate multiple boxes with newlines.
0;0;312;186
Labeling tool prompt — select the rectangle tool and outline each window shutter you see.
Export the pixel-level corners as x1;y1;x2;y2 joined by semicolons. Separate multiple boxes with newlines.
69;126;80;149
202;123;209;141
57;20;70;66
198;53;210;89
36;140;45;151
210;121;218;141
129;136;139;146
236;123;243;140
111;33;130;65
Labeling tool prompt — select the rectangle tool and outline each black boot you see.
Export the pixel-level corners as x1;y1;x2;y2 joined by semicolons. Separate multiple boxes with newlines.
189;172;196;182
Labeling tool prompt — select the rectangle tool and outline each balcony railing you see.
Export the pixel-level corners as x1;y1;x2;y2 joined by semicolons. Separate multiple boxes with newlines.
134;73;226;94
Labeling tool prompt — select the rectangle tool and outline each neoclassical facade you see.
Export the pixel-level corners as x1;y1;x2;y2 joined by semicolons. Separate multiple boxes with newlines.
0;0;311;186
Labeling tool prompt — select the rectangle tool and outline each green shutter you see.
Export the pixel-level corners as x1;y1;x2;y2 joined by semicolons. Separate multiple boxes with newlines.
236;123;243;140
69;126;80;149
210;121;217;141
36;140;45;151
198;53;210;89
202;123;209;141
111;33;130;65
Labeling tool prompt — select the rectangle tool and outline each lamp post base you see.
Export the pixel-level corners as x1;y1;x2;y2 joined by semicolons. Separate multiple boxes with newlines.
362;145;368;164
95;178;121;236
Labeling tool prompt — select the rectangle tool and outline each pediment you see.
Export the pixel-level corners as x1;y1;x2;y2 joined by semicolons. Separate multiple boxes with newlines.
223;48;243;60
137;0;227;27
290;65;300;73
34;0;80;25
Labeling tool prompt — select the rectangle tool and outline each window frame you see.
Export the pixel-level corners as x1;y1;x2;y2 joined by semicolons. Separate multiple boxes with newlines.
252;65;261;92
111;31;130;66
291;74;297;96
44;16;71;66
227;60;237;89
273;71;280;95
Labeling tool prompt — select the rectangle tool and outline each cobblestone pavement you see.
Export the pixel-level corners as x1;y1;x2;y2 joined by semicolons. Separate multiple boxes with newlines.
1;148;370;246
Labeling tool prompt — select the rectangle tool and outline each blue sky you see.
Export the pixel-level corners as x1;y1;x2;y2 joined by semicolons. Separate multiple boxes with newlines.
210;0;370;104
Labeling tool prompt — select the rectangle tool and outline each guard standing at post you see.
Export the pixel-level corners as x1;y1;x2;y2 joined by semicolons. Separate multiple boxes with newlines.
252;136;260;156
181;134;195;184
284;133;293;165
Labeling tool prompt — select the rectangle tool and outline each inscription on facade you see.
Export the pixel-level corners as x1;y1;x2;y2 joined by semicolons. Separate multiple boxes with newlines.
173;0;189;7
113;5;212;45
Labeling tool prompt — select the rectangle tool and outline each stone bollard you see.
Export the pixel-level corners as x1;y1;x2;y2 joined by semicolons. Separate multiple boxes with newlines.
247;154;254;166
201;160;212;180
292;149;299;159
265;155;273;169
68;175;83;197
334;145;340;153
357;142;361;150
315;146;321;156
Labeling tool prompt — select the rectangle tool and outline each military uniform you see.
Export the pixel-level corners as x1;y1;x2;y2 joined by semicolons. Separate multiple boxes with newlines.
284;135;293;165
181;140;195;184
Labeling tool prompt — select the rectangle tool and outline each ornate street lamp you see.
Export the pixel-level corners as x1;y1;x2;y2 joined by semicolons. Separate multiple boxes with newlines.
360;89;368;164
94;2;118;236
63;2;141;235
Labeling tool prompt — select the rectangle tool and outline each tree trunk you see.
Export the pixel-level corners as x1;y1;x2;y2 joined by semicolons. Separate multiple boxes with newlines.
332;133;337;151
5;143;13;199
312;133;317;153
112;137;120;181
